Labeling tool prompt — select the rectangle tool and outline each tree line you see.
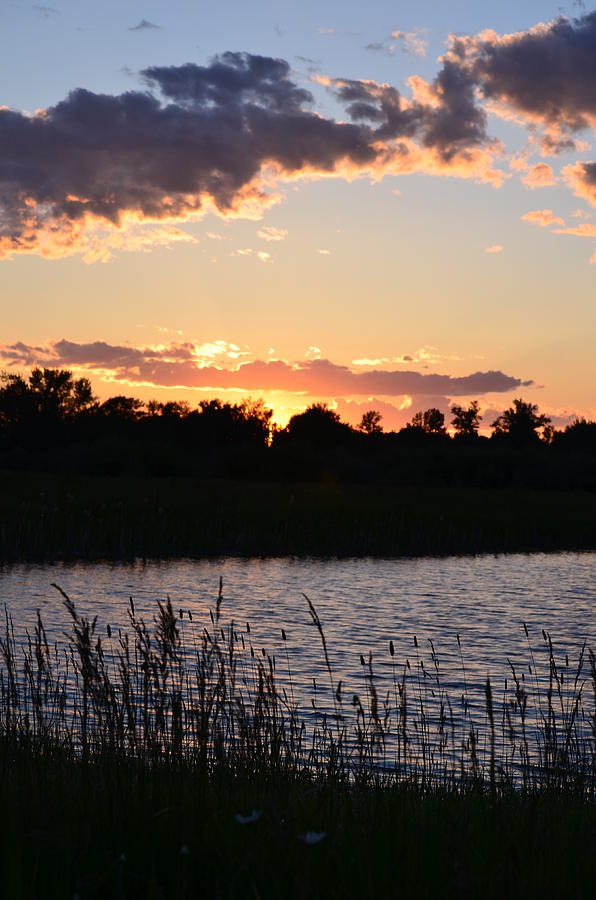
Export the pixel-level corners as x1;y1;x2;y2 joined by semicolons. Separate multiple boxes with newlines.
1;368;594;486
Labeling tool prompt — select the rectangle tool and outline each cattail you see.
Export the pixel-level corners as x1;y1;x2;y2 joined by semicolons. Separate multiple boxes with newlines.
281;628;287;641
389;640;395;657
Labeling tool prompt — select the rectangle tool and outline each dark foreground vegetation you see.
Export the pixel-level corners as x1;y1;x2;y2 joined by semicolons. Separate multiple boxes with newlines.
2;473;596;561
1;589;594;899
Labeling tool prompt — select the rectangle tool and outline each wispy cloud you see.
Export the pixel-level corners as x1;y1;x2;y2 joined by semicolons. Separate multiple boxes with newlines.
33;5;59;18
257;226;287;242
521;209;565;227
484;244;504;253
390;28;429;57
129;19;160;32
366;28;428;58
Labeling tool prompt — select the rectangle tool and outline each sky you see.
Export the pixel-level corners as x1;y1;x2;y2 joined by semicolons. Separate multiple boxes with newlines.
1;0;595;429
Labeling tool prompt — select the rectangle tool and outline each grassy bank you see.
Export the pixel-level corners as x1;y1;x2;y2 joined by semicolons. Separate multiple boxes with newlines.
2;745;595;900
1;472;596;561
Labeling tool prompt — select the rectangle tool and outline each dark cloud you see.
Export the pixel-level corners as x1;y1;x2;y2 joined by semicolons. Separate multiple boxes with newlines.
8;13;596;261
129;19;160;32
449;12;596;149
0;51;503;258
0;339;531;397
142;53;311;111
329;59;487;160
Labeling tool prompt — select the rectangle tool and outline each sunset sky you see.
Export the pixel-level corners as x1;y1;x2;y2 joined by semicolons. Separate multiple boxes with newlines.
1;1;595;428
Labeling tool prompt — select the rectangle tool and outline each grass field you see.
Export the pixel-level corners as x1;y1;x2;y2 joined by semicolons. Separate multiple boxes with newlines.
1;472;595;561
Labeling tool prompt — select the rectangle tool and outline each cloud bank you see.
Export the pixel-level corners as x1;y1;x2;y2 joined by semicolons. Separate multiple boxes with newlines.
0;338;530;400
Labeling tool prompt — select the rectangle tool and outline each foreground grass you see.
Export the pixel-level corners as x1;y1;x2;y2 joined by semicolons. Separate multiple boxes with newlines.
1;472;596;561
1;587;594;898
1;745;595;900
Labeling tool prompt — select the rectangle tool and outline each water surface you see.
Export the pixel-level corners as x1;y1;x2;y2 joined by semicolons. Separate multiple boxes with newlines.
2;552;594;715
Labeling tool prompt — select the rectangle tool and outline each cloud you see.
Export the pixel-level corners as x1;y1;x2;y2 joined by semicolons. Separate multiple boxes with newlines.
484;243;503;253
444;12;596;152
367;28;428;58
521;162;556;188
33;5;58;18
231;248;271;262
352;346;461;367
390;29;429;58
521;209;565;227
129;19;160;32
257;226;287;241
562;160;596;206
0;338;531;397
0;49;512;261
8;14;596;262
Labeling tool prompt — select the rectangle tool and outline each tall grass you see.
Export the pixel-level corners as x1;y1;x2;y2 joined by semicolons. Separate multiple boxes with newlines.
1;585;595;898
1;585;593;792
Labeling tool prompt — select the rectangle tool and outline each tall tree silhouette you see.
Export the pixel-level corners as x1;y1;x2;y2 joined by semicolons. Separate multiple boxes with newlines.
491;399;550;445
451;401;482;438
359;409;383;435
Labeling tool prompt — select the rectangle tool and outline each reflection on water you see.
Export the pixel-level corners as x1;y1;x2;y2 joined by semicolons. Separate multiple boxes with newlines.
1;552;594;718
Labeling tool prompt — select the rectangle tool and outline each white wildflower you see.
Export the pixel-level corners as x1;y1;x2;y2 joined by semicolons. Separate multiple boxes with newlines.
234;809;262;825
300;830;326;845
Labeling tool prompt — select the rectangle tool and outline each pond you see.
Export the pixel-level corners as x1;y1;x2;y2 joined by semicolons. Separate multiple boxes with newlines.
2;551;594;727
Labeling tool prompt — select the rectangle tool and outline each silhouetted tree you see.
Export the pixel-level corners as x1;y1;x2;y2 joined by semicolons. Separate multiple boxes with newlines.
359;409;383;434
552;417;596;453
410;408;446;435
29;367;95;418
491;399;551;445
283;403;352;447
451;401;482;438
100;396;144;422
0;372;33;431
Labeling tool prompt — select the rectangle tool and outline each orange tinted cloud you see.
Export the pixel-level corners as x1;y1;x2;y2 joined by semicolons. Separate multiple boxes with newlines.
521;163;556;188
0;338;530;399
563;160;596;206
521;209;565;227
